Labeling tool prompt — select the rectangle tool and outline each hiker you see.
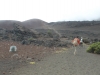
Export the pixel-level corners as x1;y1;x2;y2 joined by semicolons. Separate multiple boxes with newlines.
72;36;80;55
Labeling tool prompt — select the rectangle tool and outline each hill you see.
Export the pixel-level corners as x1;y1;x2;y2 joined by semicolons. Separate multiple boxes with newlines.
21;19;49;29
0;20;21;30
48;21;100;39
0;19;100;41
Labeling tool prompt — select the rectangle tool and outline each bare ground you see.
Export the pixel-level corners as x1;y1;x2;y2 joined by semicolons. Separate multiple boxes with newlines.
11;46;100;75
0;40;56;75
0;41;100;75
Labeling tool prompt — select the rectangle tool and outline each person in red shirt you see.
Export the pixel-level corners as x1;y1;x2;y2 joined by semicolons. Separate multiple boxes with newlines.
72;36;80;55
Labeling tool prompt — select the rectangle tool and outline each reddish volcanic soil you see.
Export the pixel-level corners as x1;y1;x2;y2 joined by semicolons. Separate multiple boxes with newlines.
0;40;57;75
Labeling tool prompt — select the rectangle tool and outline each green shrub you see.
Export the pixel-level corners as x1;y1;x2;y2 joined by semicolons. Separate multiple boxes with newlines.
87;42;100;54
28;37;35;41
11;47;15;52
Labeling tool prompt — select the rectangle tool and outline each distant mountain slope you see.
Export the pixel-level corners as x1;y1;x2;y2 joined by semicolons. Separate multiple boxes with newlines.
0;19;100;39
48;21;100;39
48;21;100;32
0;19;50;30
0;20;21;30
0;20;100;31
21;19;50;29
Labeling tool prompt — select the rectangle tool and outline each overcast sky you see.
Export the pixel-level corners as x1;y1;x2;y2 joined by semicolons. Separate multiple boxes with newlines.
0;0;100;22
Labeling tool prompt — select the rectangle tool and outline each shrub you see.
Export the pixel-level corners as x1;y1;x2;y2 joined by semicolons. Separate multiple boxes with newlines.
47;31;53;38
87;42;100;54
9;46;17;52
28;37;35;41
93;38;99;42
83;38;90;43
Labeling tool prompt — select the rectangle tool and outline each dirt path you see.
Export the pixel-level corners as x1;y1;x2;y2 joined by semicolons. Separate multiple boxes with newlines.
8;46;100;75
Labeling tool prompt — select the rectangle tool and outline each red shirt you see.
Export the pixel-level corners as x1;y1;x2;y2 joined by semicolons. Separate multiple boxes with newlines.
72;38;80;45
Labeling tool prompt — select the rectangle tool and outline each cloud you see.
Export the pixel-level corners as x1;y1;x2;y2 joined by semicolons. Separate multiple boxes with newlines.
0;0;100;22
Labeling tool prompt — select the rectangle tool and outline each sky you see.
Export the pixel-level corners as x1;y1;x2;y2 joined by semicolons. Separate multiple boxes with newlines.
0;0;100;22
